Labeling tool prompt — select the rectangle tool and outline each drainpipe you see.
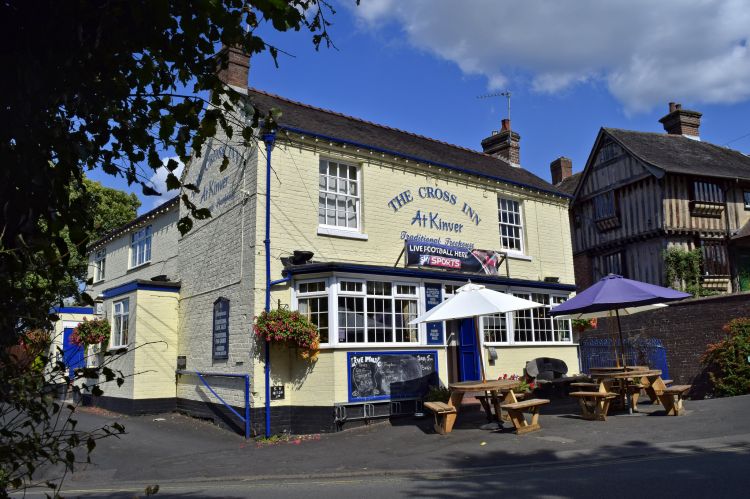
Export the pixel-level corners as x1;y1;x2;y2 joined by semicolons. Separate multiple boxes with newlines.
262;131;276;438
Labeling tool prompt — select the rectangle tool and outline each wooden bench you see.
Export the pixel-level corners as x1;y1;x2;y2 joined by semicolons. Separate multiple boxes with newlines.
476;392;526;422
569;391;618;421
660;385;691;416
500;398;550;435
424;401;458;434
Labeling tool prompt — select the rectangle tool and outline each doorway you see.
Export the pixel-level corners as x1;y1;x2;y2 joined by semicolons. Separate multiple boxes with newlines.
457;318;481;381
62;327;85;378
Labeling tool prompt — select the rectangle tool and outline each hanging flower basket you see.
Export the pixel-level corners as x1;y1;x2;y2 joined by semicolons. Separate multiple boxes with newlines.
253;309;320;360
71;318;110;349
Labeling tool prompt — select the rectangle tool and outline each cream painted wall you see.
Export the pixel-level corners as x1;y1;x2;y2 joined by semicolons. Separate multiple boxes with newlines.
484;345;581;379
253;138;574;299
98;292;137;400
132;289;179;399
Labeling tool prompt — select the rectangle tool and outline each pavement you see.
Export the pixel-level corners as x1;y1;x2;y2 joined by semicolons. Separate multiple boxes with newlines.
20;394;750;498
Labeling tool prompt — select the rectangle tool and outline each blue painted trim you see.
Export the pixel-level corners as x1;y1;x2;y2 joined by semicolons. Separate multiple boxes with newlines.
102;280;180;299
52;307;93;314
279;125;571;199
285;263;577;292
347;350;439;403
262;131;277;439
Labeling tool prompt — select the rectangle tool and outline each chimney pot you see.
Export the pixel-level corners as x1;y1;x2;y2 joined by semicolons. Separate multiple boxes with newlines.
217;45;250;90
659;102;701;138
501;119;511;132
550;157;573;185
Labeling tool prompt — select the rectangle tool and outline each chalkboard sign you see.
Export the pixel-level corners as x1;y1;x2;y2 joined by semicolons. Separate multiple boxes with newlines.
347;350;438;402
212;297;229;360
424;283;444;345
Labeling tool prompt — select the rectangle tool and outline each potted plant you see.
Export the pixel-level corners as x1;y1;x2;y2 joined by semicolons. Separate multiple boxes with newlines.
253;309;320;360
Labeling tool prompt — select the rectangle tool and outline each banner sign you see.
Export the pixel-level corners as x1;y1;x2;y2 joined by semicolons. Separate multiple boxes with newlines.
423;283;444;345
212;297;229;360
405;240;503;275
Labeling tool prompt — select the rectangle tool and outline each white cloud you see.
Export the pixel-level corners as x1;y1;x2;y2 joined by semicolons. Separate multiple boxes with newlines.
148;157;185;209
351;0;750;113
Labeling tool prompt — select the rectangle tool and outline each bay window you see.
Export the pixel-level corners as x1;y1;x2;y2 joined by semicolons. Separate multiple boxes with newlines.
297;281;329;344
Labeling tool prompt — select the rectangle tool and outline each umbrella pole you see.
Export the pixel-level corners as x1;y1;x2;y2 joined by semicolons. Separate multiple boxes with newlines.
474;316;486;383
615;309;633;415
615;310;627;369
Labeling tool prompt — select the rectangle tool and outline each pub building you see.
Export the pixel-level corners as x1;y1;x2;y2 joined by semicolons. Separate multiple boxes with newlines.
71;49;578;435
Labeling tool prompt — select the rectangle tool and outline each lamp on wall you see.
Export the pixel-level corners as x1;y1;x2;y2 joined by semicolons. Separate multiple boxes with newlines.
290;250;314;265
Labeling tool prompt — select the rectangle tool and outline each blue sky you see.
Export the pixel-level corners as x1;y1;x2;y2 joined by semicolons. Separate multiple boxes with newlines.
91;0;750;213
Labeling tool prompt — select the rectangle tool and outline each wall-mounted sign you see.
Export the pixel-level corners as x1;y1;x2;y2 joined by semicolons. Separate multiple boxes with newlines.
386;187;482;235
405;240;504;275
271;385;285;400
212;297;230;360
423;283;444;345
347;351;438;402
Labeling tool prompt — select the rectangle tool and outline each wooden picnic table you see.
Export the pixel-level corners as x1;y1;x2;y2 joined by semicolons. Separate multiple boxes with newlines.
428;380;522;434
589;369;684;414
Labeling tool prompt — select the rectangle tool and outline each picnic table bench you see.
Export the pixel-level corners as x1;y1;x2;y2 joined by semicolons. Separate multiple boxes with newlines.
501;398;550;434
423;401;458;435
662;384;691;416
569;391;618;421
476;391;526;422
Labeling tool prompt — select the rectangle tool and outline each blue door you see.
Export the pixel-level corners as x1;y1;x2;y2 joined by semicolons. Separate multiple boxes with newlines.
62;327;85;378
458;318;480;381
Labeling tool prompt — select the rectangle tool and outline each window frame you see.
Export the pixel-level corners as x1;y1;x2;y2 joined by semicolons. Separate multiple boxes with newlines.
481;288;573;346
111;298;130;349
743;190;750;210
93;249;106;283
295;279;330;346
497;197;525;255
593;190;618;221
318;158;362;233
690;180;725;205
129;225;152;269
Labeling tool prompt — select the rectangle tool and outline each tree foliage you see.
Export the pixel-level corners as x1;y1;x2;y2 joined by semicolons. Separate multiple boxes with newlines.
0;331;129;496
701;318;750;397
1;1;344;344
663;247;704;295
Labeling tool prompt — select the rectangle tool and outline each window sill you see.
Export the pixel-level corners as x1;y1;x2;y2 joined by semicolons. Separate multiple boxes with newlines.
318;343;429;349
317;227;368;240
505;252;533;262
484;342;575;347
127;261;151;272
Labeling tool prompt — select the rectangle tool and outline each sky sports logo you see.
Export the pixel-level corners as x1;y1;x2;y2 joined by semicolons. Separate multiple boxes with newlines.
419;254;461;269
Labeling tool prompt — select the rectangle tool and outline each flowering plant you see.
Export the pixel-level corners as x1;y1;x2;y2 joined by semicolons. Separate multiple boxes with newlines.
572;318;597;333
253;309;320;360
71;318;110;347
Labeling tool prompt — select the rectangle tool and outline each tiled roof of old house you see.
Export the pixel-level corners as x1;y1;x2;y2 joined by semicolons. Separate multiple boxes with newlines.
605;128;750;180
248;88;567;197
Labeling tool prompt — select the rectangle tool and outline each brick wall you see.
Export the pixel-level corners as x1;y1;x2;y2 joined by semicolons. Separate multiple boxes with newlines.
591;292;750;396
573;253;593;291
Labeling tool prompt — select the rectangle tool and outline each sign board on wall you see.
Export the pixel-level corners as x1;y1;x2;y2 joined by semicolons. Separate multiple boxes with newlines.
405;240;504;275
423;283;444;345
347;351;438;402
212;297;229;360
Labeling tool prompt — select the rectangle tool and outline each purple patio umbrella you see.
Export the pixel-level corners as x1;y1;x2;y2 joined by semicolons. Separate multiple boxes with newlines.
550;274;691;368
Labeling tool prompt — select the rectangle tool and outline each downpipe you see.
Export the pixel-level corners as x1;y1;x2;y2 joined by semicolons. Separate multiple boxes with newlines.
262;132;276;439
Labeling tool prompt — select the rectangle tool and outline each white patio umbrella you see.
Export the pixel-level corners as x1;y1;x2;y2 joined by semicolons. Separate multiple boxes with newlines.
410;282;543;382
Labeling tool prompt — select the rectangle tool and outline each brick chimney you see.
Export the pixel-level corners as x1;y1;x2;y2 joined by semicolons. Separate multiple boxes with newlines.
658;102;701;139
481;119;521;167
216;45;250;91
550;157;573;185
